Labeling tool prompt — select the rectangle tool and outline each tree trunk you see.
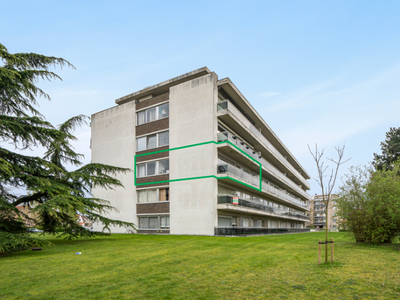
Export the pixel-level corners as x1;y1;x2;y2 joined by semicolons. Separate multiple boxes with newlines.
325;199;329;263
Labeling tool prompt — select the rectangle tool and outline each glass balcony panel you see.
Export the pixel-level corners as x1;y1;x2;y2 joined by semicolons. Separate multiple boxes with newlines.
217;100;228;111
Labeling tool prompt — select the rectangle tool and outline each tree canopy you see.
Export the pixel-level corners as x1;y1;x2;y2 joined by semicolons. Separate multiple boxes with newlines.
373;127;400;171
336;163;400;244
0;43;133;253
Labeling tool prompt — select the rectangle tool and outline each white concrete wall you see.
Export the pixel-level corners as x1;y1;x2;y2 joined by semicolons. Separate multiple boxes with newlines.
91;102;136;233
169;73;218;235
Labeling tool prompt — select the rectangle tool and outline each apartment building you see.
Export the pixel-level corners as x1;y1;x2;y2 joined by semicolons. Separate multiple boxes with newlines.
310;194;339;230
91;67;311;236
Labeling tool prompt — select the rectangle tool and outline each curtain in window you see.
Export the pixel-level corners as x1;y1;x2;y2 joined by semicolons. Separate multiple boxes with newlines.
149;217;158;229
137;137;146;151
139;217;147;229
138;190;147;203
147;107;157;122
147;189;157;202
147;134;157;149
137;111;146;125
158;131;169;147
159;188;167;201
160;216;166;228
137;164;146;177
160;216;169;228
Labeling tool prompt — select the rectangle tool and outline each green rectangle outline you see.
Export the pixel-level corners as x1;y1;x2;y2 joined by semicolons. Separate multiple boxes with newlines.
134;140;262;192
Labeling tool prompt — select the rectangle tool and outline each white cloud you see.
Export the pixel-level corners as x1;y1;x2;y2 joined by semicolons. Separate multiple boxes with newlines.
260;92;282;98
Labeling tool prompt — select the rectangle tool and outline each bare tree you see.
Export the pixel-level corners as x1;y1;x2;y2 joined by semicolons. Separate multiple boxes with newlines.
308;144;350;263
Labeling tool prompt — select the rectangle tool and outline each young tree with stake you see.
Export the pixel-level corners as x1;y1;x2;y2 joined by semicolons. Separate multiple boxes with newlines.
308;144;350;263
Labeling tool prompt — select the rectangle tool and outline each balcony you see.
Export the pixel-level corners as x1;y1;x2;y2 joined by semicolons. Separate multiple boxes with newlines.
217;162;309;210
217;163;260;187
215;227;310;236
218;196;310;221
217;131;310;200
217;100;309;189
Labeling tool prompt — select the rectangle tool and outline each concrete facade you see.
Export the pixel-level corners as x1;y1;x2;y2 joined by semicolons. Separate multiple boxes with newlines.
91;102;137;233
91;67;311;236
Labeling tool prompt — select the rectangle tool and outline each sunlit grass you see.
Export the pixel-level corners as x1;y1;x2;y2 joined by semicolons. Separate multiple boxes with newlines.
1;232;399;299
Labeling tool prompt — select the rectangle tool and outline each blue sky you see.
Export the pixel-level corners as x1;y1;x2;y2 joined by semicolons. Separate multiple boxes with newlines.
1;1;400;195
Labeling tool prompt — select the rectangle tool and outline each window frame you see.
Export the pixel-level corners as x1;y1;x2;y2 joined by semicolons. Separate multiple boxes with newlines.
136;103;169;126
138;215;170;230
136;130;169;151
136;159;170;178
137;187;169;203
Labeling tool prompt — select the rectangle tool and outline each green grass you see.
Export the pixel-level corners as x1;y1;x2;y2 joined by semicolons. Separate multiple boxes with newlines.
1;232;399;299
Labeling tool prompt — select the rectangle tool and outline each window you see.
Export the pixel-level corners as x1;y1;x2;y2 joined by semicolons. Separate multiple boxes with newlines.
159;188;169;201
160;216;170;228
146;162;156;176
137;131;169;151
147;107;157;123
147;134;157;149
137;111;146;125
158;103;169;119
137;159;169;177
137;164;146;177
138;215;170;229
136;103;169;125
158;131;169;147
137;137;146;151
137;188;169;203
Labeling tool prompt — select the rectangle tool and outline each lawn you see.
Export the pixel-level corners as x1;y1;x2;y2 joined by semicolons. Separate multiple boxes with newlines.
1;232;399;299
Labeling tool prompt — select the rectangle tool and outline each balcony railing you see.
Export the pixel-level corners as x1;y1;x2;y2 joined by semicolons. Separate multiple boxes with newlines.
217;131;309;200
215;227;310;236
217;163;309;209
217;100;309;188
217;163;260;187
218;196;309;221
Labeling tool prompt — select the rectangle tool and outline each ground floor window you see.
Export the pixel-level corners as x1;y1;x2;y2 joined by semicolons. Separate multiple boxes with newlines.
138;215;170;229
253;220;262;228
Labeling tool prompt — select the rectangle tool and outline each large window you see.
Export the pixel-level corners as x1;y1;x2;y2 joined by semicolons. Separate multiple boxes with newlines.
138;215;170;229
137;159;169;177
137;103;169;126
137;188;169;203
137;131;169;151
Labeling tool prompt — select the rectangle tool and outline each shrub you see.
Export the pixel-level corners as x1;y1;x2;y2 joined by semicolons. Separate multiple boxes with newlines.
337;163;400;244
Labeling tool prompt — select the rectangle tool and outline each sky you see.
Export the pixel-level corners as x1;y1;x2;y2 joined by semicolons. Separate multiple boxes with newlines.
1;0;400;196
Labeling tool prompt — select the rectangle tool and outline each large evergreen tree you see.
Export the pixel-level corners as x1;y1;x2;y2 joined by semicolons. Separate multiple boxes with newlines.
0;43;133;252
373;127;400;171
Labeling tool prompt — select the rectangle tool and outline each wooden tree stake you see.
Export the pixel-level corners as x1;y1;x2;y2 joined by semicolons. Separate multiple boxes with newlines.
331;237;334;263
318;239;321;265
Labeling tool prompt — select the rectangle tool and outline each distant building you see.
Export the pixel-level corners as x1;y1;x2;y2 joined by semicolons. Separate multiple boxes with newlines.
310;194;340;230
77;215;93;229
15;206;37;227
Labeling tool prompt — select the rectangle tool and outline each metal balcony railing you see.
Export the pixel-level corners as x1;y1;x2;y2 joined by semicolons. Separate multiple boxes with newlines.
217;163;260;187
217;162;309;209
217;131;310;204
218;131;310;199
215;227;310;236
217;100;309;188
218;196;310;221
